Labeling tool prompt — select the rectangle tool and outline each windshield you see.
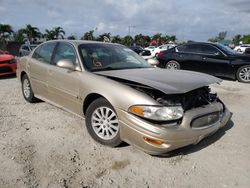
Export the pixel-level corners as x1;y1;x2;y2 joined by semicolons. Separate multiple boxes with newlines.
78;43;151;72
216;43;236;55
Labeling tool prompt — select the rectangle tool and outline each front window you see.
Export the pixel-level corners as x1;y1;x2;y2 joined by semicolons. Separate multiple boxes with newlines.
53;42;76;65
216;43;236;55
78;44;151;72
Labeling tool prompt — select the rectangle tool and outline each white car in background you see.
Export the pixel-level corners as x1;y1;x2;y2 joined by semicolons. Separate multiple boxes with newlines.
234;44;250;53
151;44;176;56
144;46;156;54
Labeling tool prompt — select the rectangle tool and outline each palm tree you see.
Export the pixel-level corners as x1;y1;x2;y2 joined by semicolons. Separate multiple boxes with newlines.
232;34;242;45
44;29;56;40
23;24;41;43
96;33;111;42
53;27;65;39
81;30;95;40
111;35;122;44
0;24;13;42
122;35;134;46
13;29;26;43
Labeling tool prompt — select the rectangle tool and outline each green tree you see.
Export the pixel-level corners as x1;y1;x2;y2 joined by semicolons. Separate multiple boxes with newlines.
208;31;227;42
122;35;134;46
53;27;65;39
0;24;13;42
241;35;250;44
111;35;122;44
13;29;26;42
232;34;242;45
44;29;56;40
152;33;162;45
81;30;95;40
134;34;146;46
67;35;77;40
96;33;111;42
22;24;41;43
168;35;177;43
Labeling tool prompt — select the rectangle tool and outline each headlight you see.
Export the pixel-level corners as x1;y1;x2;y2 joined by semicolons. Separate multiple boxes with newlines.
128;105;184;121
8;59;16;64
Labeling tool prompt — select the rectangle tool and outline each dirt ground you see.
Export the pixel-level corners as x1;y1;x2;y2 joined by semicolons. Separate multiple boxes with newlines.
0;75;249;188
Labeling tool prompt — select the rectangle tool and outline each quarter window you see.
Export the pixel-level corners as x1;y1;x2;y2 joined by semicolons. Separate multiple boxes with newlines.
32;42;57;64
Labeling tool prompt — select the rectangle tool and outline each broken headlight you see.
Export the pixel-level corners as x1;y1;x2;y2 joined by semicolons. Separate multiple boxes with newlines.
128;105;184;121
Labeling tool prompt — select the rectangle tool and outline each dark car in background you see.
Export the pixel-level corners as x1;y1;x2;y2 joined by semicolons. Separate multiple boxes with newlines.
157;42;250;83
19;44;38;56
129;46;151;56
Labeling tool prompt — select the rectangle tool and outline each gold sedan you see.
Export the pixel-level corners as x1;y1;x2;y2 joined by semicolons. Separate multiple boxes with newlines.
16;40;230;155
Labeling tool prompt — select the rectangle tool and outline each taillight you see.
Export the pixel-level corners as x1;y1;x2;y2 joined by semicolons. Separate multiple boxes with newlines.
157;51;164;58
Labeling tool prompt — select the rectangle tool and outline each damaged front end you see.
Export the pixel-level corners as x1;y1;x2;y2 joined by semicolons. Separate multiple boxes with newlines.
106;76;225;127
108;76;220;111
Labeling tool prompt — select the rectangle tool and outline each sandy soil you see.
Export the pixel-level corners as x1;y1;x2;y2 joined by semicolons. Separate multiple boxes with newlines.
0;75;249;188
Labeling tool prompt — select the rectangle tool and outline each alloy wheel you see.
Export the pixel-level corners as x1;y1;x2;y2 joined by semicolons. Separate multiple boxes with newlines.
91;106;119;140
23;78;31;98
239;67;250;82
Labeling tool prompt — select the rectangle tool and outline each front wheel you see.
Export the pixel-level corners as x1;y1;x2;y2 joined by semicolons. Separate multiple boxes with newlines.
165;60;180;70
236;65;250;83
21;74;38;103
85;98;122;147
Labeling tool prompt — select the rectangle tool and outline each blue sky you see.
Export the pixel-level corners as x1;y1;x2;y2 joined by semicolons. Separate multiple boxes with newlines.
0;0;250;41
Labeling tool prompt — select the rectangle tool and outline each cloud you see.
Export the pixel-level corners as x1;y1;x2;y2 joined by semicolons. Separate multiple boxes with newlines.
0;0;249;41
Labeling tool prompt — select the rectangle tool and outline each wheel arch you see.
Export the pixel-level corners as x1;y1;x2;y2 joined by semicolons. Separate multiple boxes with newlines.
83;93;107;115
20;71;27;81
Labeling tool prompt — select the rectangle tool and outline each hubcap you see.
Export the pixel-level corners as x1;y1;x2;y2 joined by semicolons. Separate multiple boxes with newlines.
91;107;119;140
166;61;178;69
239;67;250;81
23;79;31;98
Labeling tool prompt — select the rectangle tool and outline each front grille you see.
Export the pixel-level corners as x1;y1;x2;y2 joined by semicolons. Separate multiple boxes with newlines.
0;61;8;64
0;67;12;73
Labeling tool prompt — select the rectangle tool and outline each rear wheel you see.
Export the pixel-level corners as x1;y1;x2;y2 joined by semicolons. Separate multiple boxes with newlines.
165;60;180;70
236;65;250;83
85;98;122;147
21;74;38;102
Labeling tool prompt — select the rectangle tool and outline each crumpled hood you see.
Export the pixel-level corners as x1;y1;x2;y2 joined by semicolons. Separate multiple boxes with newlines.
96;68;222;94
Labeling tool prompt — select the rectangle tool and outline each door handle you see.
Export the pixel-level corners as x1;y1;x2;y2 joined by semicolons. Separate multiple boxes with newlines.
202;57;206;60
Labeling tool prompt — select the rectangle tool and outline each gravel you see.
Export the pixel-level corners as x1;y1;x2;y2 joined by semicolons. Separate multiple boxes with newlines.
0;75;249;188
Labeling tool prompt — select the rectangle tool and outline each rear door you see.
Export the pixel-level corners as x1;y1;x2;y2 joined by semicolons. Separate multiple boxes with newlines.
175;44;204;71
29;42;57;99
47;42;82;115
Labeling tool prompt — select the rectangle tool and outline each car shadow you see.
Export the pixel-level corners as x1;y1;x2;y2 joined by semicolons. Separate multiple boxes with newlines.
0;74;16;80
165;115;234;158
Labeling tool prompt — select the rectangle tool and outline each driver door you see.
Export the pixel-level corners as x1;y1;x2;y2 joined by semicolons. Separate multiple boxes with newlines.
47;42;82;115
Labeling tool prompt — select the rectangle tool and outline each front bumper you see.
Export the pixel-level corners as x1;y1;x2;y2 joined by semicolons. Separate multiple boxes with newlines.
0;63;17;76
116;102;230;155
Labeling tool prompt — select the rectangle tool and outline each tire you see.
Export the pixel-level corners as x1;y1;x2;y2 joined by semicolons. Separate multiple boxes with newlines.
21;74;38;103
165;60;180;70
236;65;250;83
85;98;122;147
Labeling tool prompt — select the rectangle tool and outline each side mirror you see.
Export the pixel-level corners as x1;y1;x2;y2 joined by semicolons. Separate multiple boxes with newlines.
56;59;75;70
